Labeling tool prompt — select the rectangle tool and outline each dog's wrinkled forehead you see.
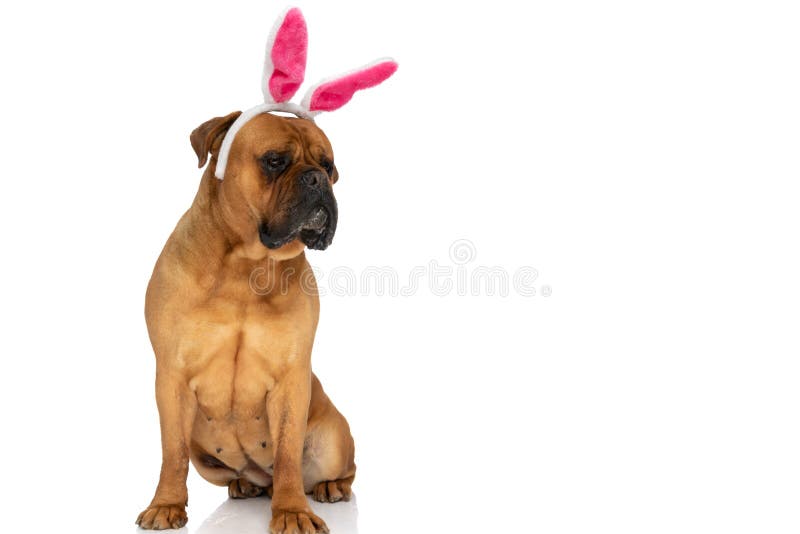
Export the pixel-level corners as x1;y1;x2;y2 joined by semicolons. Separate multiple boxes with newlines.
233;113;333;162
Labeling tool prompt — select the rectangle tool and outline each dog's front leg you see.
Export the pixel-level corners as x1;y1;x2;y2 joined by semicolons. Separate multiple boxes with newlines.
267;366;329;534
137;369;198;530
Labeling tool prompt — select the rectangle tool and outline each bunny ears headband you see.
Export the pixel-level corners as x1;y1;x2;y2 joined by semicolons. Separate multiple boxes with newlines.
214;7;398;180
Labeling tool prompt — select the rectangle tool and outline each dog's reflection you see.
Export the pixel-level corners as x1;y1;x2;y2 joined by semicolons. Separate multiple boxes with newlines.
195;495;358;534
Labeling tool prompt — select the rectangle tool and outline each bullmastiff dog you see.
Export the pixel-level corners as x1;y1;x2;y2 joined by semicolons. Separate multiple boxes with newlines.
136;111;354;534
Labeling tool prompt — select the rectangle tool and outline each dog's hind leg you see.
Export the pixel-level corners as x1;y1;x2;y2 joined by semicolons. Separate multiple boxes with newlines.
302;374;357;502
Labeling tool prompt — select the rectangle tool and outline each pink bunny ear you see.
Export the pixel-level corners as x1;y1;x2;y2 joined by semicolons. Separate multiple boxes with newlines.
262;7;308;103
301;59;398;113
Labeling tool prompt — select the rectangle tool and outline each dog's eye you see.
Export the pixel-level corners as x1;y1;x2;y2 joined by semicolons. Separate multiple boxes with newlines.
266;156;286;170
259;152;290;177
321;159;334;175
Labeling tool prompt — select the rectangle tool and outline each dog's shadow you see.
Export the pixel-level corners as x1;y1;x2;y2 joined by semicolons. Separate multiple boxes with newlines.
194;495;358;534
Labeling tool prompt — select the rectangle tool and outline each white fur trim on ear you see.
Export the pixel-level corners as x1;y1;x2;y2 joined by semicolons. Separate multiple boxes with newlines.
214;103;317;180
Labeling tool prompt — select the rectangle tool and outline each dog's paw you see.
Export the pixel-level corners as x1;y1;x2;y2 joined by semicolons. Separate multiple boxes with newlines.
311;477;353;503
136;503;187;530
270;509;328;534
228;478;267;499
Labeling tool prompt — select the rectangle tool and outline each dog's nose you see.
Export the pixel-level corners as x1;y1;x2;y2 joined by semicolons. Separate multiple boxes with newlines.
299;170;325;188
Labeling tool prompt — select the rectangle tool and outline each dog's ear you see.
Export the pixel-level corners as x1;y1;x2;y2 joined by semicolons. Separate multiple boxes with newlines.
190;111;242;168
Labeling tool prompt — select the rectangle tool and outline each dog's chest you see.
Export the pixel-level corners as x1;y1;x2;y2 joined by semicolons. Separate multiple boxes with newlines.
179;296;315;420
180;297;314;472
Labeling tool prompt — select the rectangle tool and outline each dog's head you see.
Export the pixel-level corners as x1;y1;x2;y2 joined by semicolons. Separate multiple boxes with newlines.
191;111;338;258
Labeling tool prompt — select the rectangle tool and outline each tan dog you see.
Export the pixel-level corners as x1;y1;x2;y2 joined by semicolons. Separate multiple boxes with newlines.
136;111;355;534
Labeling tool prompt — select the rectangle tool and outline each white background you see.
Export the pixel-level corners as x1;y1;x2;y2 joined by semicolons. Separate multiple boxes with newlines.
1;1;799;533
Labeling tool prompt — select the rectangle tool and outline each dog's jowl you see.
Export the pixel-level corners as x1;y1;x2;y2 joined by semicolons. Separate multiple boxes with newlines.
135;8;396;534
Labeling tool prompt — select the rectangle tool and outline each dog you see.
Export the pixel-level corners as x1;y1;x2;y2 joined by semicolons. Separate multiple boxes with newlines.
135;111;355;534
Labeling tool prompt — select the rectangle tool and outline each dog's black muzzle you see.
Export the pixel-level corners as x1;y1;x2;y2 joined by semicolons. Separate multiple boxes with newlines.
258;170;338;250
